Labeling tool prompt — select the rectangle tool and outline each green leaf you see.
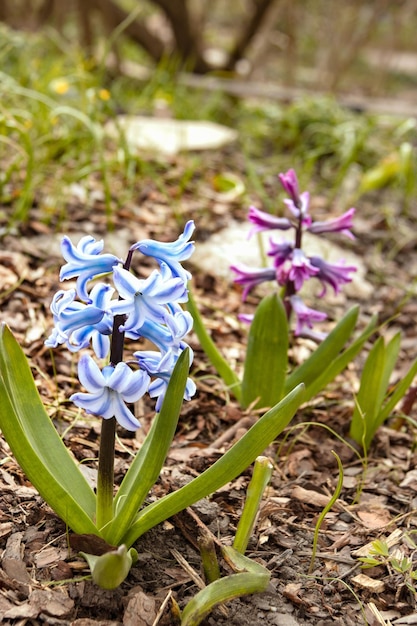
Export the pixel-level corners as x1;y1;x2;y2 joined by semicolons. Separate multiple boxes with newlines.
233;456;273;554
80;545;138;590
285;308;377;402
104;349;190;545
0;323;97;534
350;337;386;448
181;548;270;625
284;306;360;394
378;357;417;426
241;293;288;409
120;383;304;547
380;333;401;405
187;288;241;402
350;333;402;450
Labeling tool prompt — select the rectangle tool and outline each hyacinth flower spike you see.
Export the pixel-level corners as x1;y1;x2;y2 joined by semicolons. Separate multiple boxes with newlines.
185;166;376;410
0;216;309;595
231;168;358;338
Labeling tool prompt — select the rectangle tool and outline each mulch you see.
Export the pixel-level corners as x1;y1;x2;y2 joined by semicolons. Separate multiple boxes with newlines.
0;162;417;625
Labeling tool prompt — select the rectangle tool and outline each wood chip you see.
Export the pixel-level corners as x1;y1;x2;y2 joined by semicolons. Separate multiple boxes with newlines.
356;507;392;529
123;589;157;626
351;573;385;593
34;546;68;568
3;603;39;619
2;532;31;584
29;588;74;618
291;485;341;509
352;528;402;558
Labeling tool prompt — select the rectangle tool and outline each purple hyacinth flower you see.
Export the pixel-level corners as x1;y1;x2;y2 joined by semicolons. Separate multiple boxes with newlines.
310;256;356;296
287;249;319;291
278;169;300;204
230;264;277;301
70;354;150;430
130;220;195;283
308;208;356;240
60;235;122;302
247;206;293;237
267;239;294;267
283;192;312;226
111;265;188;333
238;313;255;324
290;295;327;336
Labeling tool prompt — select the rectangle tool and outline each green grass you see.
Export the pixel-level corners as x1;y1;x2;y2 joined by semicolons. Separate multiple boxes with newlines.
0;21;415;233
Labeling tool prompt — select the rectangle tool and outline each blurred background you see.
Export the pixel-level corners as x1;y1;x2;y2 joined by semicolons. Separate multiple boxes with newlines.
0;0;416;231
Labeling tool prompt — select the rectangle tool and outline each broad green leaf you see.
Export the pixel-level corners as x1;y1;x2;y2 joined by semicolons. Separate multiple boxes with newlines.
380;333;401;406
181;548;270;626
350;333;402;450
80;545;138;590
104;349;190;545
350;337;386;447
349;330;417;451
285;309;377;403
187;288;241;402
0;323;97;534
377;357;417;427
284;306;360;395
241;293;288;409
120;383;304;547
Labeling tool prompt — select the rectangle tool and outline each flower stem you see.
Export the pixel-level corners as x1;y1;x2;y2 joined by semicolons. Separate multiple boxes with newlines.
96;312;126;532
96;416;116;531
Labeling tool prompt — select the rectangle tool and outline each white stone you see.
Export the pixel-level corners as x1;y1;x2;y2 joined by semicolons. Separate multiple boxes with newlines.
106;115;238;155
191;221;373;300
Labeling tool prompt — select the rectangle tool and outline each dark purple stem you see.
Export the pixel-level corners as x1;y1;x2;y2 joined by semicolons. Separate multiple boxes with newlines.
96;249;134;529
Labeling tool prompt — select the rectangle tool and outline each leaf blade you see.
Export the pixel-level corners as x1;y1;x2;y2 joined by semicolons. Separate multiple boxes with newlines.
241;293;288;409
0;323;97;533
120;383;304;547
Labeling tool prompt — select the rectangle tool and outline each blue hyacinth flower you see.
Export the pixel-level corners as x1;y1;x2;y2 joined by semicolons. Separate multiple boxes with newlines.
70;354;150;431
130;220;195;283
60;235;122;302
111;266;188;333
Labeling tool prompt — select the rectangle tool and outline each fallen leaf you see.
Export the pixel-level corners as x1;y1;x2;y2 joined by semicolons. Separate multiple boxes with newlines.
357;508;392;529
